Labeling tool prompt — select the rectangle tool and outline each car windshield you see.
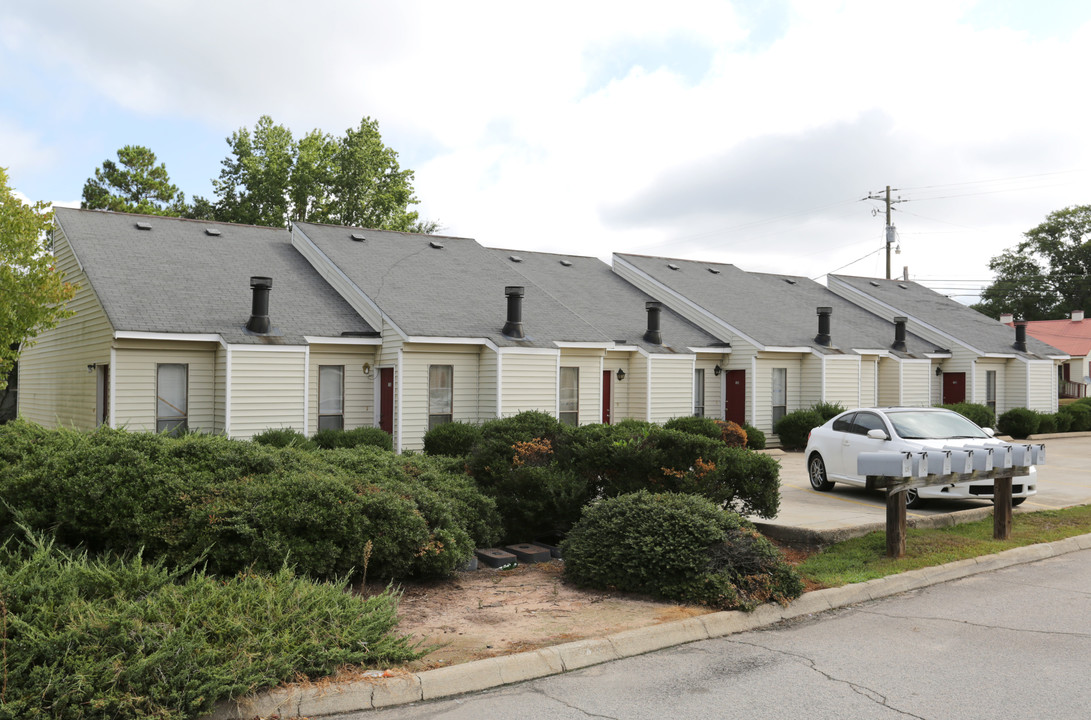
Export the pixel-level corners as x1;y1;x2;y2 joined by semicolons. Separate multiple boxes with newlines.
886;410;991;440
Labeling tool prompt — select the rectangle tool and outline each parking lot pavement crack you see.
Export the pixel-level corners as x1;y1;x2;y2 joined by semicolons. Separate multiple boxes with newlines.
859;610;1091;639
728;640;928;719
530;687;620;719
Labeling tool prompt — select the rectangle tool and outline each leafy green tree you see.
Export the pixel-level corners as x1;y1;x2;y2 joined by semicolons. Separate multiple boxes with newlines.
212;115;434;231
81;145;188;216
974;205;1091;320
0;168;76;389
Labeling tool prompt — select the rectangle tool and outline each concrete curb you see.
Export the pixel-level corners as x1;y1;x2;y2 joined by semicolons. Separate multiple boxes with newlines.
754;504;1001;546
205;531;1091;719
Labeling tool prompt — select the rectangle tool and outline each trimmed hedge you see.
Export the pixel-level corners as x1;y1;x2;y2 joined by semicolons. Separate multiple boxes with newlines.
251;427;314;449
997;407;1040;439
562;491;802;611
0;421;499;582
0;529;418;720
773;409;824;450
1060;403;1091;432
311;426;393;451
663;415;722;440
742;423;766;450
939;402;996;430
423;421;482;457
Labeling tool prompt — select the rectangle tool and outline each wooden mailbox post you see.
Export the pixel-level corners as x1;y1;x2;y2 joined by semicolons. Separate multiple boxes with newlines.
861;444;1042;558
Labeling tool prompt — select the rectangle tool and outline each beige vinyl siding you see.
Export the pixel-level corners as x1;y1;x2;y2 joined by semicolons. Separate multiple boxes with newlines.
860;356;878;407
823;355;861;408
559;349;605;426
605;351;631;422
399;344;482;451
499;349;559;418
308;345;378;432
291;227;382;329
649;355;695;423
799;354;823;408
899;360;931;406
1005;359;1028;411
111;341;218;433
228;347;306;440
214;345;227;434
479;347;499;423
878;357;900;406
1026;360;1057;412
18;226;114;429
754;353;802;437
626;354;650;421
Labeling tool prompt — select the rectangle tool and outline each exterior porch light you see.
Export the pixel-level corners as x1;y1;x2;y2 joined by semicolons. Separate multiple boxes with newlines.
935;365;943;377
616;368;626;381
713;364;722;376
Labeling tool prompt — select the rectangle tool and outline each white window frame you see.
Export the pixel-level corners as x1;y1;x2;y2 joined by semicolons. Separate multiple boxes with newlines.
559;366;579;426
156;363;188;434
318;365;345;431
772;367;787;425
429;365;453;430
986;369;997;415
694;368;705;417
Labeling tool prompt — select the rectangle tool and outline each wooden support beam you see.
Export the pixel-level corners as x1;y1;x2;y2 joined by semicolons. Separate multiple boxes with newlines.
886;489;907;558
994;475;1013;540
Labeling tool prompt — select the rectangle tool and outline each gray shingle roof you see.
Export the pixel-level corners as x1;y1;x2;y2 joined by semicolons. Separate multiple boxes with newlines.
55;208;375;344
489;248;724;353
614;253;942;357
830;274;1065;359
294;222;611;348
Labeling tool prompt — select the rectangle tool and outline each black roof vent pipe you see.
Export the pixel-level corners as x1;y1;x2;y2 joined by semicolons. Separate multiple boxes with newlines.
503;286;525;339
815;307;832;347
891;316;908;352
644;302;663;344
1014;321;1028;352
246;276;272;334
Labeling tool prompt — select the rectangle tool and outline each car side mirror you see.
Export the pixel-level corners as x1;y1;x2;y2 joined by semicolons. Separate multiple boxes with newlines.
983;427;996;438
866;428;889;440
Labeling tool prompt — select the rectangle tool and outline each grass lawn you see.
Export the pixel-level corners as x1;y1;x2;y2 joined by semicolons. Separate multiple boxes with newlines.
796;504;1091;587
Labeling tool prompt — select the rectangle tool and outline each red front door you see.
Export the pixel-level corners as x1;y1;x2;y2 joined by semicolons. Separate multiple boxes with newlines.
942;372;965;404
725;370;746;425
379;368;394;435
602;370;612;424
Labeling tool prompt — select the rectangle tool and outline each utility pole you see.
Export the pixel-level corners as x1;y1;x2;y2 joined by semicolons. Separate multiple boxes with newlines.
864;185;905;279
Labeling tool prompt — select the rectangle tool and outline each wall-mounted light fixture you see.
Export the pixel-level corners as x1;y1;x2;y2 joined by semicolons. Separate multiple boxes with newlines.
362;362;372;377
935;365;943;377
87;363;97;373
713;364;722;376
616;368;626;381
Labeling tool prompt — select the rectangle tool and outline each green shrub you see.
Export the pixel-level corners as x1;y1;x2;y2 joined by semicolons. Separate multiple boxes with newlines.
0;424;496;582
811;402;847;422
251;427;314;449
423;421;482;457
997;407;1040;439
1060;402;1091;432
1035;412;1058;434
1053;411;1073;433
742;423;766;450
939;402;996;430
773;409;824;450
311;426;393;451
0;529;418;720
663;415;722;440
562;491;802;611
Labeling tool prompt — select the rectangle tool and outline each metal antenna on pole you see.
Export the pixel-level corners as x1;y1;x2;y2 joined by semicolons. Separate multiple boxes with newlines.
864;185;907;279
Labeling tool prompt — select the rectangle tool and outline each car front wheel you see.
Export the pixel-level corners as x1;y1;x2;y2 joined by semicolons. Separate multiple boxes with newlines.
808;454;834;491
905;488;925;509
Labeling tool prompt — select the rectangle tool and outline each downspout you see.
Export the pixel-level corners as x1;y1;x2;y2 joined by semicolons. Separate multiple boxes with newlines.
302;345;310;435
396;348;404;453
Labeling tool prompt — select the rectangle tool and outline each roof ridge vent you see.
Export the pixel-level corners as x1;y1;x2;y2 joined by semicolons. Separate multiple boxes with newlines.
509;254;523;263
897;283;908;289
135;221;152;231
667;263;679;270
350;233;366;242
869;281;880;287
429;240;445;249
204;228;221;236
559;259;572;267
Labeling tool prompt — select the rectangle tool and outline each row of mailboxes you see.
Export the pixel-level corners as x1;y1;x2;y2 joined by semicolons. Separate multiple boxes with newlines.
858;443;1045;479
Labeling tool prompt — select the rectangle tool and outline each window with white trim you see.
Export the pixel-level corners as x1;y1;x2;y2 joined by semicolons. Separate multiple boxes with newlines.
771;367;787;425
429;365;453;430
318;365;345;431
694;368;705;417
559;366;579;426
986;370;997;415
156;363;188;434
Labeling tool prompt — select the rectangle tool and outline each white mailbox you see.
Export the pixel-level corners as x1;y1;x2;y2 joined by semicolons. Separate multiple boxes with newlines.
1009;443;1035;467
858;451;914;478
1034;443;1046;464
922;449;952;475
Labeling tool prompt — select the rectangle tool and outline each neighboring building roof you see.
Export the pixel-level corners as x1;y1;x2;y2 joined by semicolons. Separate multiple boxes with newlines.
489;248;725;353
54;208;375;345
294;222;610;348
1016;319;1091;357
614;253;942;357
830;274;1065;359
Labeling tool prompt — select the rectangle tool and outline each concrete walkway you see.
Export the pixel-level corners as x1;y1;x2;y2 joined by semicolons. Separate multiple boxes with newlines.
205;434;1091;719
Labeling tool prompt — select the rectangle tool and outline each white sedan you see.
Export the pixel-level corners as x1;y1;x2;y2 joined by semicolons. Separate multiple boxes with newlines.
803;407;1038;508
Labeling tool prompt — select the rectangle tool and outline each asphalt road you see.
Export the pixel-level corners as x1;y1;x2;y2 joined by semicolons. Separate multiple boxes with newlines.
340;547;1091;720
761;433;1091;537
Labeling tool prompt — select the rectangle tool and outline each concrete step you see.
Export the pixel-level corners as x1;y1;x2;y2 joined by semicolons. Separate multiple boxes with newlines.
504;544;552;564
474;548;518;568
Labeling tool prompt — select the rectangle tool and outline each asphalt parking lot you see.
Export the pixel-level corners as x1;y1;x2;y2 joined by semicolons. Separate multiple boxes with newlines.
754;432;1091;543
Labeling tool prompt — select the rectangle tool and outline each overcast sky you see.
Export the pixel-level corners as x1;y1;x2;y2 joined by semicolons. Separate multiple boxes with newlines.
3;1;1090;304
